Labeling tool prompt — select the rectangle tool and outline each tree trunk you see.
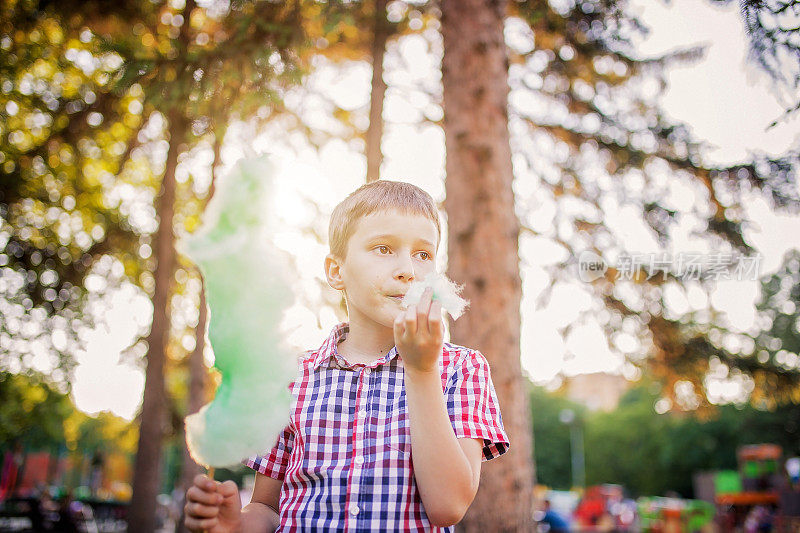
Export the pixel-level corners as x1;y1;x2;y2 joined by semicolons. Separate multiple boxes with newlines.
176;278;208;533
128;110;188;533
365;0;389;183
440;0;535;530
177;131;220;533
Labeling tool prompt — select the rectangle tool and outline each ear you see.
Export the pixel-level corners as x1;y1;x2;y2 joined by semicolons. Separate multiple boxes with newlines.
324;253;345;290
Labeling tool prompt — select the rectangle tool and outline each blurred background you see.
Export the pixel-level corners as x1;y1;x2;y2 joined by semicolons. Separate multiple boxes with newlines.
1;0;798;531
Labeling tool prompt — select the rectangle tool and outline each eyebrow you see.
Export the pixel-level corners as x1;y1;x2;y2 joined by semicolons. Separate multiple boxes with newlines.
367;234;436;248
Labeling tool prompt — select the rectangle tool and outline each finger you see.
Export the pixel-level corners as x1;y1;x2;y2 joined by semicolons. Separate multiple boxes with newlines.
219;480;239;498
429;301;443;338
184;516;217;532
219;480;241;509
403;304;417;337
417;288;433;332
186;486;223;506
185;501;220;519
193;474;216;493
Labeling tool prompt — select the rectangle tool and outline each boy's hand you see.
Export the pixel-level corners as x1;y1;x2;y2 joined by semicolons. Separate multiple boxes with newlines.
184;474;242;533
394;287;443;374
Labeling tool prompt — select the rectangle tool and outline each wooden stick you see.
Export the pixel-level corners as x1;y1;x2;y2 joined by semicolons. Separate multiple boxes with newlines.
203;467;215;533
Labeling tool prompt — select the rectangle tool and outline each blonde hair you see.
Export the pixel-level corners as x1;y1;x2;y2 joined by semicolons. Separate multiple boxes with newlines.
328;180;441;260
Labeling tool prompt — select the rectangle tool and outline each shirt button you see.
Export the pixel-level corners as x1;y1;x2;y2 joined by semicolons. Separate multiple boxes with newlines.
358;409;366;417
354;456;365;465
349;503;359;516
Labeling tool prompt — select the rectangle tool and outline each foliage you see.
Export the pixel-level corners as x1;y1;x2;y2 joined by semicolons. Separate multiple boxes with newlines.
530;384;583;490
750;249;800;406
0;371;71;450
0;0;318;398
531;380;800;497
0;370;136;455
0;5;145;378
506;0;799;408
711;0;800;122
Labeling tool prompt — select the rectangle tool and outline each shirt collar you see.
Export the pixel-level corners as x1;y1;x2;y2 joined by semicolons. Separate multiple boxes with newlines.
311;322;400;370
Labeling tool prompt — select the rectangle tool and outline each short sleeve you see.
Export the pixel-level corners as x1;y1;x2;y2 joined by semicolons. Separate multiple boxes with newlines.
445;349;510;461
242;424;295;480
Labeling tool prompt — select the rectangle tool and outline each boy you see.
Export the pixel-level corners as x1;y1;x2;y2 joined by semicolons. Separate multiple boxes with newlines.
185;180;509;532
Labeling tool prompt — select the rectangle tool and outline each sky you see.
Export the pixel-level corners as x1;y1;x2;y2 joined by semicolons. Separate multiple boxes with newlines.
68;0;800;419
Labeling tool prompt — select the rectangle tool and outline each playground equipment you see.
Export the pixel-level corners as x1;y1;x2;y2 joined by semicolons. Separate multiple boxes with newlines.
572;484;637;531
636;496;715;532
694;443;800;531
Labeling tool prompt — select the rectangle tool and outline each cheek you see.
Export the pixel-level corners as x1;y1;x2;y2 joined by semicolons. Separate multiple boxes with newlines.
371;276;385;293
418;263;436;277
352;273;380;296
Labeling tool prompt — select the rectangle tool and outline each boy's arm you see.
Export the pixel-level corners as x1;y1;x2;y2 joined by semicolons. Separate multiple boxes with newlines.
239;473;282;533
395;287;485;527
404;367;484;526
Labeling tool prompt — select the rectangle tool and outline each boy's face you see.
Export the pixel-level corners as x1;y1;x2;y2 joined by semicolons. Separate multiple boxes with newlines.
325;209;439;331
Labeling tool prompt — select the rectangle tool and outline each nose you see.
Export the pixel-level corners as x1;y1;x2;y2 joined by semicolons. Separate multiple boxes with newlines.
393;251;415;281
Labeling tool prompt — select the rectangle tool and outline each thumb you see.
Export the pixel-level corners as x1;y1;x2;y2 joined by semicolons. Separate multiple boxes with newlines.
217;480;242;515
218;480;239;499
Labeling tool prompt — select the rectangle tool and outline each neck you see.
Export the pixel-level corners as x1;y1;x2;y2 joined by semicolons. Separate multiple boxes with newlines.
338;321;395;365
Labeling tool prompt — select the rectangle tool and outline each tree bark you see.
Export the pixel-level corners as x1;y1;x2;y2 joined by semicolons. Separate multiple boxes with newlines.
177;131;220;533
176;277;208;533
127;109;188;533
365;0;389;183
440;0;535;530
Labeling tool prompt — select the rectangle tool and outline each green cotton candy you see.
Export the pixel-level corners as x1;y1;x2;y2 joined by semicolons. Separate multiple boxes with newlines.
180;155;296;469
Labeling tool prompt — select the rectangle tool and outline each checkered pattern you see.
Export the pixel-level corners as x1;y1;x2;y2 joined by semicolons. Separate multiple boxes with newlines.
243;322;509;532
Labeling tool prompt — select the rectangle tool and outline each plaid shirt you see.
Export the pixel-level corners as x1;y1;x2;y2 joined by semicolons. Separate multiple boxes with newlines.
244;322;509;532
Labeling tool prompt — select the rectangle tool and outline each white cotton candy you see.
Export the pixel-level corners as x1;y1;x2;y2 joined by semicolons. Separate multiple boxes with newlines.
401;271;469;320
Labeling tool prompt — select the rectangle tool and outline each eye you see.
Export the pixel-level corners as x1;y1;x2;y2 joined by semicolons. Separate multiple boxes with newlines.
417;251;432;261
375;245;390;254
